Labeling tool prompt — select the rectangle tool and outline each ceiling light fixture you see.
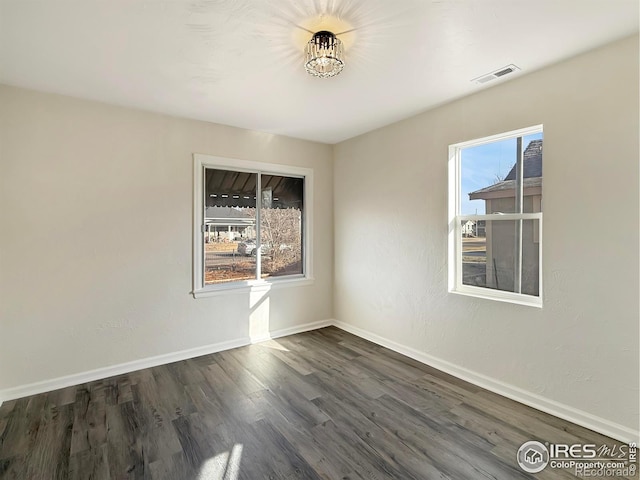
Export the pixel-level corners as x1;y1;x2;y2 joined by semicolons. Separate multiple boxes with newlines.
304;31;344;78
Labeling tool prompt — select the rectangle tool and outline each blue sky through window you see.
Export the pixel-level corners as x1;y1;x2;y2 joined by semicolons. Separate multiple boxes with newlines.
460;132;543;214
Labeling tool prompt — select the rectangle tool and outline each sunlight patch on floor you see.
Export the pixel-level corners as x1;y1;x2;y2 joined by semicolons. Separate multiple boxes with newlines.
258;340;290;352
198;444;243;480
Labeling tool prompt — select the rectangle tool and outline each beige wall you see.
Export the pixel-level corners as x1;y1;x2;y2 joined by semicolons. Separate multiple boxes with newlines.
0;85;333;390
334;35;639;435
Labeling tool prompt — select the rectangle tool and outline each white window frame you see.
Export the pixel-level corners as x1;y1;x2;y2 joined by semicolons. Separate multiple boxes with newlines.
192;154;314;298
448;125;543;308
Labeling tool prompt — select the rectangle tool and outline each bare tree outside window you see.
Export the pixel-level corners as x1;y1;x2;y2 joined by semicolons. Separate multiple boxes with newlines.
260;175;304;278
261;207;303;277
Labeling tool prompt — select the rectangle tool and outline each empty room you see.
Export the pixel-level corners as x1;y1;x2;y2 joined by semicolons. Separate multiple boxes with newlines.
0;0;638;479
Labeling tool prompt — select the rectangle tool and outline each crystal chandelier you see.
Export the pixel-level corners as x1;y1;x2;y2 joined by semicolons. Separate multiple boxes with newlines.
304;31;344;78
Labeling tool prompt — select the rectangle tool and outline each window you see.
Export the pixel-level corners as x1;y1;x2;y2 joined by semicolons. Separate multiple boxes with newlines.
448;125;543;307
193;155;313;297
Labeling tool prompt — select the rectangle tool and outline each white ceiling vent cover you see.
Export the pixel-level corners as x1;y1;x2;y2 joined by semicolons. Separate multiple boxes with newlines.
472;64;521;84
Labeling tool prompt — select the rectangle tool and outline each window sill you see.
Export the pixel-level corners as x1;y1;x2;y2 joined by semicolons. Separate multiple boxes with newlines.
192;276;315;298
450;286;542;308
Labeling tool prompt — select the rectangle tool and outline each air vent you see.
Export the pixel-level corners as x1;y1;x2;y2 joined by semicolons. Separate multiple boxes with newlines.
494;67;514;77
472;64;520;85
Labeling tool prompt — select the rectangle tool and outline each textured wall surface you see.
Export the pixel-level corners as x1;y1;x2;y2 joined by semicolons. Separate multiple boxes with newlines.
0;86;333;390
334;36;639;432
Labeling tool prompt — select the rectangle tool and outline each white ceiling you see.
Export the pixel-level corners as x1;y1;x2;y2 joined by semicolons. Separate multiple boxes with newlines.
1;0;638;144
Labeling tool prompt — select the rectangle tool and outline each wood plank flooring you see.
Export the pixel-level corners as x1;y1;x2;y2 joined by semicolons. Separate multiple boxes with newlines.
0;327;633;479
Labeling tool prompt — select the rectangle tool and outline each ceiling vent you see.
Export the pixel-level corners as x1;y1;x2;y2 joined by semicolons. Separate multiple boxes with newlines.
472;64;521;84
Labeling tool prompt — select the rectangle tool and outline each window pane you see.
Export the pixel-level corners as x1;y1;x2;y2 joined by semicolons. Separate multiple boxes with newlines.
462;218;540;297
485;219;518;292
461;138;517;215
461;134;543;216
260;174;304;278
204;168;257;285
522;133;543;214
461;231;491;288
521;219;541;296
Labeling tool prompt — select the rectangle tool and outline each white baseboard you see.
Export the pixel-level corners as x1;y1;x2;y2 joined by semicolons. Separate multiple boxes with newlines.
333;320;639;444
0;319;333;405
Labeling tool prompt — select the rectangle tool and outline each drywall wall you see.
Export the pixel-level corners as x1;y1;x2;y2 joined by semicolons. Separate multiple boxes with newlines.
0;86;333;393
334;35;639;437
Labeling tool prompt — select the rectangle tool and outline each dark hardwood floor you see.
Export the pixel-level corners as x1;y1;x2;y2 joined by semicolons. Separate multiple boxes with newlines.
0;327;632;479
